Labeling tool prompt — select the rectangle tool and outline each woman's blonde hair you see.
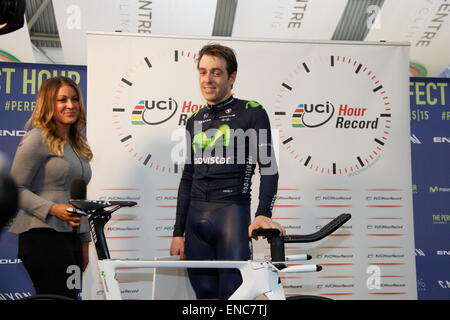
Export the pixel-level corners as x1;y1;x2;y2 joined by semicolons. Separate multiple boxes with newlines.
25;76;93;161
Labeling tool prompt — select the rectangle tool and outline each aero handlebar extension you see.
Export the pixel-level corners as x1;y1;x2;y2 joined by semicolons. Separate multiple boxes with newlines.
252;213;352;263
252;213;351;243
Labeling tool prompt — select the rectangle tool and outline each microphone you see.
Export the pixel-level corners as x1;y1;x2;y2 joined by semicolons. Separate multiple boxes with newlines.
69;179;87;232
0;174;18;230
70;179;86;200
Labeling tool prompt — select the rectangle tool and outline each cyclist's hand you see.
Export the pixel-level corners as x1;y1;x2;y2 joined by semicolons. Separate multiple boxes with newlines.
170;236;185;260
49;204;81;227
248;215;286;239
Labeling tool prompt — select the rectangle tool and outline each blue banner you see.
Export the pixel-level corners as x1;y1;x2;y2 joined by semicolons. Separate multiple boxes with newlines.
410;77;450;300
0;62;86;300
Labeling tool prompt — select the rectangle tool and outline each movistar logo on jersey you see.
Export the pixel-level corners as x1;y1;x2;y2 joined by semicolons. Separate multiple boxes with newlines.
194;156;232;164
192;124;231;152
246;101;261;109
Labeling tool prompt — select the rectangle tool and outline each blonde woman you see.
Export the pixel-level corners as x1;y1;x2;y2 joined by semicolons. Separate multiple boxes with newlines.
9;76;92;299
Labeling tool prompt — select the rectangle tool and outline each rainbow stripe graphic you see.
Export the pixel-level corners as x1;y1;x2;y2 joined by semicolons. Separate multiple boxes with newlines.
291;104;305;128
0;49;21;62
409;61;427;77
131;100;145;125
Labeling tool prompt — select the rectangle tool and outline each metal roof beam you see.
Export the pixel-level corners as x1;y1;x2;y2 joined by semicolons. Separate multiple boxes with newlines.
30;32;59;42
27;0;52;31
212;0;238;37
332;0;385;41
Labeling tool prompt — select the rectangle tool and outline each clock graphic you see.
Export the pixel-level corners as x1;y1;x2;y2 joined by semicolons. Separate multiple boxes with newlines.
111;48;203;173
273;54;393;175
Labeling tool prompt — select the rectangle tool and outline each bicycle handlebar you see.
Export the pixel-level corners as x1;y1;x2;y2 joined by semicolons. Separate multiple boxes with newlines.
252;213;351;243
285;213;351;243
252;213;351;263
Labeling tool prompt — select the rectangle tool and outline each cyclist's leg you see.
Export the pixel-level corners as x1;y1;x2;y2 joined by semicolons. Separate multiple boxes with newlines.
214;203;251;299
185;201;251;300
184;201;219;299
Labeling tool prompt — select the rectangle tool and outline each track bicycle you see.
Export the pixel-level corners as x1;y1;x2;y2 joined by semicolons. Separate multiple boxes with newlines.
70;199;351;300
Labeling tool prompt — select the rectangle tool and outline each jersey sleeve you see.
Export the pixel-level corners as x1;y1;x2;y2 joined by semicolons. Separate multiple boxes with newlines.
250;104;279;218
10;129;55;222
173;119;194;237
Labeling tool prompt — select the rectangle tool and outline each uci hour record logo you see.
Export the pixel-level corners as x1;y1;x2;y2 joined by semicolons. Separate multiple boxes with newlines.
274;55;393;176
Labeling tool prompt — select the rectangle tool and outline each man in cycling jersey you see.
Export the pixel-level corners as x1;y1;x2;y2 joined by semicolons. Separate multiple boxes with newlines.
170;43;285;299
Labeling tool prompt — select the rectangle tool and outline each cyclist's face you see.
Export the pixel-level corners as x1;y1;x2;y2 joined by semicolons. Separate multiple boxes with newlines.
198;54;236;105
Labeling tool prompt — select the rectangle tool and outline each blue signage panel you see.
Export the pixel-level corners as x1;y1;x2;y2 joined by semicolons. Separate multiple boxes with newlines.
410;77;450;300
0;62;86;300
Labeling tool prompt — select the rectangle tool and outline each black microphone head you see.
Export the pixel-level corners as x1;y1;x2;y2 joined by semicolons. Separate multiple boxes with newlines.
70;179;86;200
0;174;18;230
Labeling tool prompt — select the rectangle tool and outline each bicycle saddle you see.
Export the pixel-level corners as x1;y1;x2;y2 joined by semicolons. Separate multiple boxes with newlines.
70;200;137;212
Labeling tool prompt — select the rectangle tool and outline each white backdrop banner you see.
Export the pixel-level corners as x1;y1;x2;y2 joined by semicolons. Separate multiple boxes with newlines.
52;0;217;65
232;0;348;40
85;32;416;300
366;0;450;77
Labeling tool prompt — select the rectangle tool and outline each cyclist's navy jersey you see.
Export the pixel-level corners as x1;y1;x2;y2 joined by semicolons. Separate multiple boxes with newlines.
173;96;279;236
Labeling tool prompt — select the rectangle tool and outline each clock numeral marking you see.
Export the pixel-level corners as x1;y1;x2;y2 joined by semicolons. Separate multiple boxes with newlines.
355;64;362;74
302;62;310;73
380;113;391;117
374;138;385;146
357;156;365;167
121;135;132;143
332;163;337;175
275;112;286;116
331;55;334;67
304;156;311;166
282;83;292;91
144;154;152;166
283;137;293;144
373;85;383;92
113;108;125;112
175;50;179;62
144;57;152;68
174;163;179;174
121;78;132;86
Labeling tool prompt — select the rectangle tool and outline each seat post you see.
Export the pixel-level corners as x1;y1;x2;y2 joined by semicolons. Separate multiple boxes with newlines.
88;213;112;260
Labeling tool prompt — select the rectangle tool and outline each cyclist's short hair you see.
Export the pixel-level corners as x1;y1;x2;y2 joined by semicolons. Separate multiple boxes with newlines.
197;43;238;77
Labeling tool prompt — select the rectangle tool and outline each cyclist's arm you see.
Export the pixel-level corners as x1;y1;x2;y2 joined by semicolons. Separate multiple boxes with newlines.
173;120;194;238
173;162;193;237
248;105;285;237
252;105;278;218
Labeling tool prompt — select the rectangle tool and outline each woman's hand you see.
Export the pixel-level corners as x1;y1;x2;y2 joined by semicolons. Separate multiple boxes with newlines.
49;204;81;227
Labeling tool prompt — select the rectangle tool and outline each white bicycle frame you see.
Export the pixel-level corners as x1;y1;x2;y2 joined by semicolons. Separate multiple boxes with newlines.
70;199;350;300
97;255;317;300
